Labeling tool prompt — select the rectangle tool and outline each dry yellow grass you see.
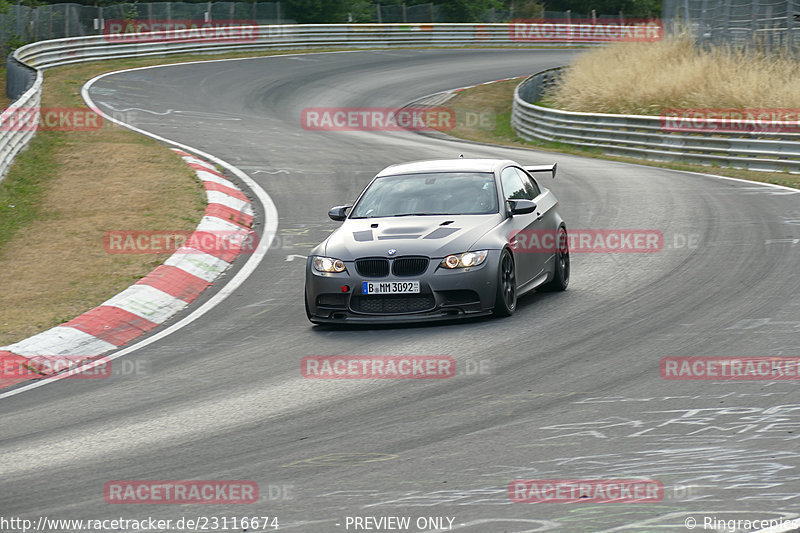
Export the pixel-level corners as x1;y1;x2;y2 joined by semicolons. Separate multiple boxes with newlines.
548;38;800;114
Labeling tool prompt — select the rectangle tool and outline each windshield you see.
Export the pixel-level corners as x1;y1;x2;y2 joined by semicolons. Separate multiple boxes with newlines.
350;172;498;218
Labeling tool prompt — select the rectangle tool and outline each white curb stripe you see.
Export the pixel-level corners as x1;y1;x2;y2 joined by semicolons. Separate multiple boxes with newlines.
164;249;232;282
206;190;253;213
195;169;237;189
4;327;117;357
102;285;189;325
181;155;217;171
196;214;251;234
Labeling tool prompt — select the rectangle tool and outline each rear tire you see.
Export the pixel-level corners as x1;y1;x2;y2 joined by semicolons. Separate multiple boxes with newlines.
540;226;569;292
493;249;517;317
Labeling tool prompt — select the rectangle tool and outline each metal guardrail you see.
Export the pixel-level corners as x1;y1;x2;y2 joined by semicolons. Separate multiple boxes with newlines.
0;60;42;180
1;22;606;182
512;67;800;173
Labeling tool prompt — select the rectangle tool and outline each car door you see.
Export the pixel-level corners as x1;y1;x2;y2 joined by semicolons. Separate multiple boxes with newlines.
499;166;548;286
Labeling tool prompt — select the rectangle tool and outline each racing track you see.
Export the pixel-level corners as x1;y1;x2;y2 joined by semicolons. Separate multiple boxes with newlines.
2;49;800;532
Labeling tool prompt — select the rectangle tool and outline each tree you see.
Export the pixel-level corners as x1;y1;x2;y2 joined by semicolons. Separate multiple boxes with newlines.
437;0;505;22
284;0;350;23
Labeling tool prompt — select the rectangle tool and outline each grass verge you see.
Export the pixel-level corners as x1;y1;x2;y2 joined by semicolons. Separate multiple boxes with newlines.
0;45;479;345
434;78;800;190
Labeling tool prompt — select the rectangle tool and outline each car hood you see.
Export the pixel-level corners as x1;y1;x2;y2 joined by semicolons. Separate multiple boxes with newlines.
321;214;503;259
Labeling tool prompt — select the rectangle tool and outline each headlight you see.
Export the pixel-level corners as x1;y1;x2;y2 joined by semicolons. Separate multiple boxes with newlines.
440;250;488;269
313;256;347;273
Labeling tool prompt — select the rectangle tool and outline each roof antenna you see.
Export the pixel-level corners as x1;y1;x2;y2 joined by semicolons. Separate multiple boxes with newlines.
458;153;464;158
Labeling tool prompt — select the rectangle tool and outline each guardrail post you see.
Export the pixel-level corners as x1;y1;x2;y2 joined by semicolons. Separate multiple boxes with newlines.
750;0;759;50
699;0;708;47
720;0;731;47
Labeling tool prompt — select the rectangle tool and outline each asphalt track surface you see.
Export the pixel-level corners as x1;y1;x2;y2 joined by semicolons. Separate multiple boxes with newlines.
2;49;800;532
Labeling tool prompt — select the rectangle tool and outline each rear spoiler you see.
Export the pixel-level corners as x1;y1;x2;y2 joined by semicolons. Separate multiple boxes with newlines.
524;163;557;179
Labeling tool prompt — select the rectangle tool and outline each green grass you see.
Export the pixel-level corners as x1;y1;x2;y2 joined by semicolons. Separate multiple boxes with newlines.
0;132;65;254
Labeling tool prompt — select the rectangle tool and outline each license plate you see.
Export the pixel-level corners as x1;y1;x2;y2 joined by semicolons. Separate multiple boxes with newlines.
362;281;420;295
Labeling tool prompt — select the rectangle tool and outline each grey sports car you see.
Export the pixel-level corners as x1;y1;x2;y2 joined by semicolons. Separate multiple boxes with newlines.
304;158;569;324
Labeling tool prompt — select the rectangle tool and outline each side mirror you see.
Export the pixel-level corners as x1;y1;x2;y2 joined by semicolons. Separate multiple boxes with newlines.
507;199;537;215
328;205;352;221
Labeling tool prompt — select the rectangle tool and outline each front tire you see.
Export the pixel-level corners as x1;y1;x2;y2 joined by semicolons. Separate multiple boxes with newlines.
493;248;517;317
540;226;569;292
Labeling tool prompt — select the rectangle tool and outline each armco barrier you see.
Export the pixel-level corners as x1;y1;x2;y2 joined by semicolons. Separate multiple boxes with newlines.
0;59;41;181
512;67;800;173
0;22;603;182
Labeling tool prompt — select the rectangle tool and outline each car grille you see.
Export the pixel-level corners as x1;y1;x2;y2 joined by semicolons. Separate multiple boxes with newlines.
355;258;389;278
355;256;430;278
392;257;429;277
350;295;436;314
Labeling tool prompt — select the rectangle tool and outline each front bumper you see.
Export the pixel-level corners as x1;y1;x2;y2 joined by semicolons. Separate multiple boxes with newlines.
305;252;500;324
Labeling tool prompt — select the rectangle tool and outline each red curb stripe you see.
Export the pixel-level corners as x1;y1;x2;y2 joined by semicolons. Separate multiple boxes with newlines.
172;149;192;157
205;203;253;228
136;265;210;303
203;181;249;202
63;306;159;347
181;230;248;263
189;162;225;177
0;351;40;388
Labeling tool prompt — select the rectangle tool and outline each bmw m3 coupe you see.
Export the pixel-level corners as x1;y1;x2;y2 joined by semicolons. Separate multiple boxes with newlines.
304;158;569;324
